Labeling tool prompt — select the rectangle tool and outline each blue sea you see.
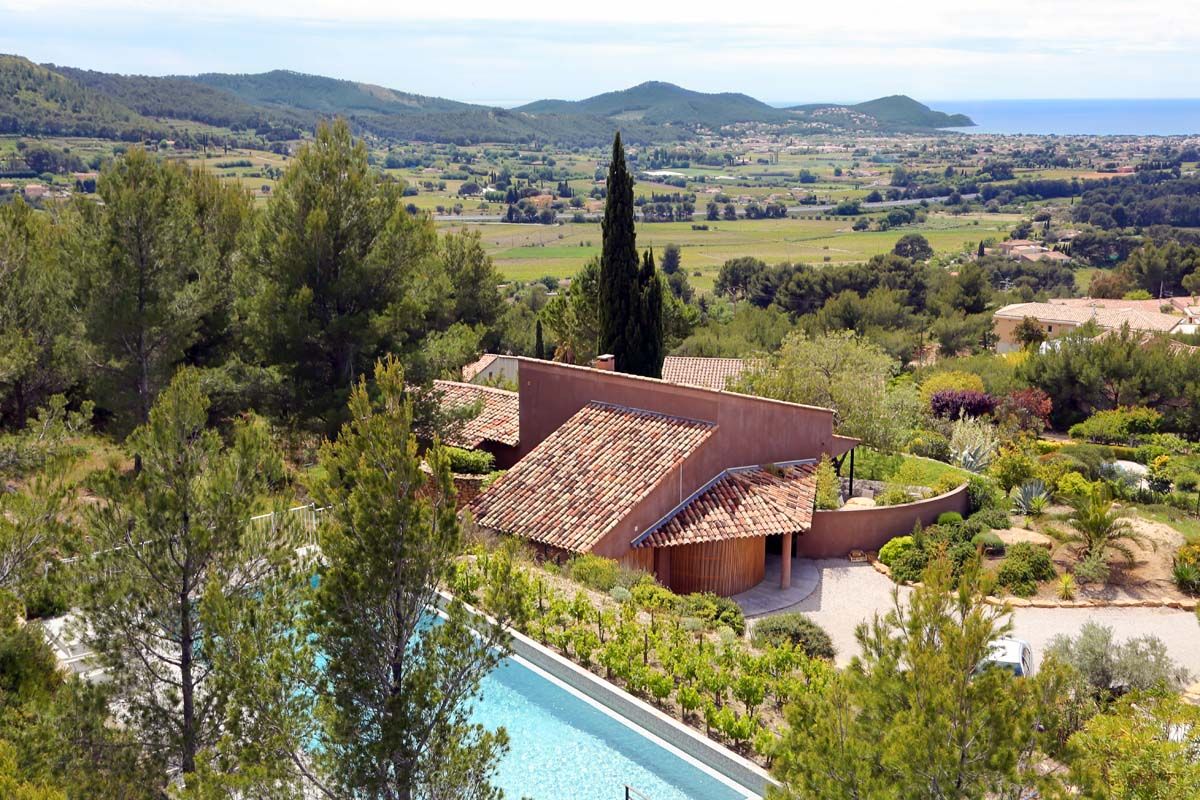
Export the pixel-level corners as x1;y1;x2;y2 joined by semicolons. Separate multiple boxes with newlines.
933;99;1200;136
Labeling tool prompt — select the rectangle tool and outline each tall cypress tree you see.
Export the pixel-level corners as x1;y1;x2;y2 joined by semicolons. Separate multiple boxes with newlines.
534;318;545;360
599;132;639;369
635;249;665;378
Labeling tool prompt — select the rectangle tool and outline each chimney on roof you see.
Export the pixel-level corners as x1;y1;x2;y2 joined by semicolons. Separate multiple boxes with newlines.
593;354;615;371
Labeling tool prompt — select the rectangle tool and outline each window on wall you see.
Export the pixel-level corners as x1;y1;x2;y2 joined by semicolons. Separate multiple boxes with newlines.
1047;325;1053;332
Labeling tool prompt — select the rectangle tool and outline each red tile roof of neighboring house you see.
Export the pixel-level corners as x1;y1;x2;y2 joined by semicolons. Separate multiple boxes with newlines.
433;380;519;448
461;353;499;382
636;462;817;548
661;356;749;390
470;402;716;552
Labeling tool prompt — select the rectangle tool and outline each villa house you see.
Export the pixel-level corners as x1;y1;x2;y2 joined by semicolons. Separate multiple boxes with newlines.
467;358;857;596
993;301;1187;352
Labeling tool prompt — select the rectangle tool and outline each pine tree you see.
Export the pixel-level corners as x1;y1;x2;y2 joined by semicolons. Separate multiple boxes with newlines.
82;369;284;782
307;356;515;800
598;132;639;370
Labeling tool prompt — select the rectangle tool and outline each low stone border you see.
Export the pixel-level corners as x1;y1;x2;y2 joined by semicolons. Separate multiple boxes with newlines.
868;557;1199;611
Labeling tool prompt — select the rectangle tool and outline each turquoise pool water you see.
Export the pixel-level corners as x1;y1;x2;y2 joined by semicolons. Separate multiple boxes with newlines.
472;655;751;800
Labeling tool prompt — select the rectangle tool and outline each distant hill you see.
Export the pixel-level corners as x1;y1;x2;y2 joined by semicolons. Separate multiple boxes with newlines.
189;70;474;117
518;81;789;127
0;56;974;145
850;95;973;129
50;64;280;130
0;55;165;140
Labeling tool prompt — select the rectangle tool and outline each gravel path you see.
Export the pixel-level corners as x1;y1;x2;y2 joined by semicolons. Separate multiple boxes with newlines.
770;559;1200;672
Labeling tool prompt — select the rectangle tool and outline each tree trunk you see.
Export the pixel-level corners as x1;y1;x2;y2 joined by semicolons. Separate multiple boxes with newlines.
180;573;196;775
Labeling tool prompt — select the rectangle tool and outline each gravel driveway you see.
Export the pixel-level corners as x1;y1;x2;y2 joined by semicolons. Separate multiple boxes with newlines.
771;560;1200;672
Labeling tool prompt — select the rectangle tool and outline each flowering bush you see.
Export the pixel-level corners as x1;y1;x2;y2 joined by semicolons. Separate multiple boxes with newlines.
930;389;997;420
995;388;1053;432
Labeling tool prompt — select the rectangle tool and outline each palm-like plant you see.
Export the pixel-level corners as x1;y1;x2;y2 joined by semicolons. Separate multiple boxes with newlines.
1065;485;1152;565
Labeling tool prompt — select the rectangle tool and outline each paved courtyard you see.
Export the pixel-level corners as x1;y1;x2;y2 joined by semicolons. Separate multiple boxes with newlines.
754;559;1200;670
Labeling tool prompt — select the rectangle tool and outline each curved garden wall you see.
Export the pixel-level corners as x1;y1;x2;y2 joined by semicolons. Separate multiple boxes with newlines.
798;483;969;559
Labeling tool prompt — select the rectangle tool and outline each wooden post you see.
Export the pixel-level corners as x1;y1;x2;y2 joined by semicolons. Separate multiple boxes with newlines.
848;447;856;498
781;532;793;589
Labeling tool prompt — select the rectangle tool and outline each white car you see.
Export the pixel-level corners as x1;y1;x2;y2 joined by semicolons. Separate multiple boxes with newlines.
979;637;1035;677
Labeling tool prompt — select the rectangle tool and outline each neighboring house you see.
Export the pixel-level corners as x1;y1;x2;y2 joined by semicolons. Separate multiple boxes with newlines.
660;356;748;391
1049;296;1200;319
433;380;521;468
468;358;856;596
995;239;1071;263
993;301;1186;353
462;353;520;386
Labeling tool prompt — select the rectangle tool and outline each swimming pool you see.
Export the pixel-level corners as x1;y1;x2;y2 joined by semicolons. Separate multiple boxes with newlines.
472;653;754;800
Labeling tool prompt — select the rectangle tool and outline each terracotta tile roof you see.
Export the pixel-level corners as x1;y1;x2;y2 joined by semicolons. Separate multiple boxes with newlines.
661;356;748;390
469;402;716;552
433;380;520;448
994;302;1183;333
636;462;817;548
461;353;499;382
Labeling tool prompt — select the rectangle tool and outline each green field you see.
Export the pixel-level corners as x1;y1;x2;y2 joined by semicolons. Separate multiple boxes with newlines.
449;212;1019;287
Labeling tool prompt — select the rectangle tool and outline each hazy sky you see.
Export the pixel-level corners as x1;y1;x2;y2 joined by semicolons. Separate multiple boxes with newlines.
3;1;1197;103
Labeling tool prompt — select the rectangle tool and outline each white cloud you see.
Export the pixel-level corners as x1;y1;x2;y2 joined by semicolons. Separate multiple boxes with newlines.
3;0;1198;100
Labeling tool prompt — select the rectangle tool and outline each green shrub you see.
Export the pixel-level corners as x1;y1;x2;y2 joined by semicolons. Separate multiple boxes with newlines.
677;592;745;635
445;446;496;475
970;507;1010;530
971;531;1006;555
1172;560;1200;595
996;542;1055;596
932;473;965;495
1174;470;1200;492
1057;444;1115;479
814;455;841;510
937;512;963;526
908;430;950;461
1073;551;1110;585
631;581;677;612
875;485;913;506
609;586;632;603
967;474;1002;512
878;535;914;567
1056;471;1093;500
1068;407;1162;445
989;447;1038;492
751;613;836;659
890;547;929;583
567;554;621;591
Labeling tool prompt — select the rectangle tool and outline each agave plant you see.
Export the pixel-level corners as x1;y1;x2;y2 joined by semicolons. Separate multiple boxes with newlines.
1010;480;1051;517
1065;484;1152;565
948;416;999;472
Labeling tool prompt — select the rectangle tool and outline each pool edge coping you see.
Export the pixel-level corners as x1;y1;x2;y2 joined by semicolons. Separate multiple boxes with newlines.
438;590;777;798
